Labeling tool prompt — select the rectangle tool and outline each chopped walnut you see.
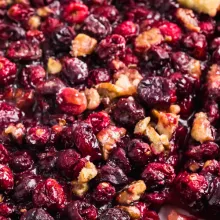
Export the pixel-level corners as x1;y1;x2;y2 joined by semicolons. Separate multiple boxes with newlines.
97;125;126;160
117;206;141;219
191;112;214;143
47;57;62;74
71;181;89;197
176;8;200;32
71;34;97;57
178;0;220;17
37;6;53;17
135;28;164;53
116;180;146;205
134;117;151;135
187;59;201;79
169;105;181;115
85;88;101;110
28;15;41;30
153;110;179;140
207;64;220;90
110;59;127;71
77;161;98;183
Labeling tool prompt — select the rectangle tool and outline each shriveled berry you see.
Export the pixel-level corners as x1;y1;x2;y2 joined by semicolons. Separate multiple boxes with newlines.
0;164;14;191
99;208;130;220
20;208;54;220
0;23;25;40
0;144;9;164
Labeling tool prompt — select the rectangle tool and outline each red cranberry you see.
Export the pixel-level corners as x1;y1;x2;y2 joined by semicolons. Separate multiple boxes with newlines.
204;100;220;124
26;30;45;43
0;203;14;217
0;144;9;164
0;164;14;191
86;111;110;134
72;122;102;161
128;139;152;165
96;34;126;60
56;87;87;115
7;40;42;60
62;2;88;24
62;57;88;85
33;178;65;209
112;97;145;128
10;151;34;173
65;201;97;220
31;0;54;7
20;208;54;220
72;157;88;179
99;208;130;220
141;162;175;190
126;7;151;22
56;149;81;179
0;57;16;86
137;77;176;108
40;17;62;36
26;126;50;148
114;21;138;39
0;23;25;40
82;14;112;40
21;65;46;89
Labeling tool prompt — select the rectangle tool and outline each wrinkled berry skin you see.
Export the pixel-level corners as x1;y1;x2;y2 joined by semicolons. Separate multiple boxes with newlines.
0;57;17;86
138;77;176;108
33;178;65;210
10;151;34;173
20;208;54;220
72;122;101;161
0;23;25;40
65;201;97;220
141;162;175;190
0;144;9;164
112;97;145;128
62;57;89;85
99;208;130;220
56;149;81;179
0;164;14;191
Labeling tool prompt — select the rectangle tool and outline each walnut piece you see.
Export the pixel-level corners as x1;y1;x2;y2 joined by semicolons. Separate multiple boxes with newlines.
117;206;141;219
97;125;126;160
47;57;62;74
28;15;41;30
135;28;164;53
187;59;201;79
207;64;220;90
37;6;53;17
176;8;200;32
169;105;181;115
71;34;97;57
191;112;214;143
78;161;98;183
85;88;101;110
5;123;25;145
116;180;146;205
71;181;89;197
178;0;220;17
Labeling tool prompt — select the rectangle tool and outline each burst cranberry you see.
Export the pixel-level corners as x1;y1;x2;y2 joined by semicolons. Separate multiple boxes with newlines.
56;87;87;115
56;149;81;179
62;2;88;24
26;126;50;148
87;111;110;134
0;144;9;164
99;208;130;220
72;122;101;161
21;65;46;88
82;14;112;40
96;34;126;60
20;208;54;220
141;162;175;190
0;164;14;191
10;151;34;173
33;178;65;209
62;57;88;85
0;57;16;86
7;40;42;60
137;77;176;108
114;21;138;39
65;201;97;220
128;139;152;165
112;97;145;128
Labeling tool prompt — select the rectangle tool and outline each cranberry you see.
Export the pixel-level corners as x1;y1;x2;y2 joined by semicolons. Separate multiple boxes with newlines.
82;14;112;40
144;210;160;220
141;162;175;189
0;144;9;164
21;65;46;89
126;7;151;22
96;164;128;185
62;57;88;85
112;97;145;128
204;100;220;124
0;23;25;40
10;151;34;173
7;40;42;60
33;178;65;209
72;157;88;180
99;208;130;220
137;77;176;108
56;87;87;115
62;2;88;24
0;164;14;191
26;30;45;43
38;153;57;175
96;34;126;60
65;201;97;220
0;57;16;86
86;111;110;134
212;47;220;64
56;149;81;179
40;17;62;36
128;139;152;165
72;122;101;161
26;126;50;148
20;208;54;220
31;0;54;7
0;203;14;217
